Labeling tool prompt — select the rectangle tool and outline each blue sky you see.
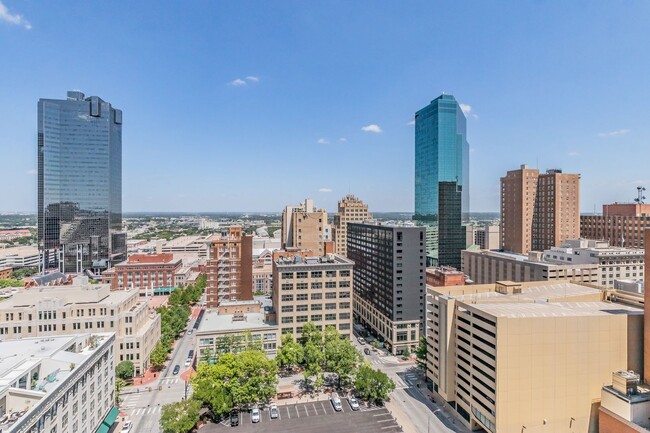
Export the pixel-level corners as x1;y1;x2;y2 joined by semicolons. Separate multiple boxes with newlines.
1;1;649;213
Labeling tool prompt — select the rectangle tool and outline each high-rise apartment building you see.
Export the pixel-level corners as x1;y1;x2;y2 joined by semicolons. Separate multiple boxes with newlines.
581;203;650;249
347;222;426;354
414;94;469;269
332;195;371;257
272;253;354;341
206;227;253;308
500;165;580;254
281;199;330;255
38;91;126;274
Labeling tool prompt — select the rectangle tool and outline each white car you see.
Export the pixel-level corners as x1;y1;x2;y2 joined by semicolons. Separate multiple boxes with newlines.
330;392;342;411
251;407;260;423
269;403;279;419
121;421;132;432
358;337;366;345
348;395;360;410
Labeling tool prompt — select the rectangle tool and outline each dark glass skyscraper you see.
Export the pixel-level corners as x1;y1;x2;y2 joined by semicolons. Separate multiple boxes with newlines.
414;94;469;268
38;91;125;273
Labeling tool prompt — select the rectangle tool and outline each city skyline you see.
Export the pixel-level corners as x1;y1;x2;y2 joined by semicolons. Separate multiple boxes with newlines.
1;1;650;213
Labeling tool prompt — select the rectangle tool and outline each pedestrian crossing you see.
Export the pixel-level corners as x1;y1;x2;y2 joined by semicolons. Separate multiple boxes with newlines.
130;406;162;416
370;357;389;365
159;377;179;385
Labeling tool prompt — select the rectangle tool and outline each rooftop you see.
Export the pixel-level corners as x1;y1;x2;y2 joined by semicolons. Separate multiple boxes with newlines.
162;235;207;248
470;301;642;318
443;281;602;304
0;246;40;259
0;283;135;308
120;253;180;265
197;310;277;334
274;254;353;267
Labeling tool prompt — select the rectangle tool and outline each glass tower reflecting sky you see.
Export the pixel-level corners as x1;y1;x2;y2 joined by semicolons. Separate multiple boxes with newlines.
414;94;469;268
38;91;125;273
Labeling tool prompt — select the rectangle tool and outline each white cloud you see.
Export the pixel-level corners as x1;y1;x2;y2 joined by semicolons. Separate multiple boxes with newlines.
0;1;31;29
317;138;329;144
361;124;382;133
319;188;332;193
598;129;630;138
568;151;579;157
26;168;37;175
228;78;247;87
407;120;415;126
339;137;347;142
245;76;259;82
459;103;472;115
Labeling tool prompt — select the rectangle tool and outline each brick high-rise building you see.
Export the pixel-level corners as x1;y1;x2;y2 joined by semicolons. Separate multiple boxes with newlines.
500;165;580;254
581;203;650;249
206;227;253;308
281;199;330;255
107;253;182;293
332;195;371;257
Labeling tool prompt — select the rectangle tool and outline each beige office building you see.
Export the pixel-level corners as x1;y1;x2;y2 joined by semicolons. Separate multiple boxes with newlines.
501;165;580;254
426;280;642;433
281;199;330;255
272;253;353;341
332;195;371;257
0;282;160;376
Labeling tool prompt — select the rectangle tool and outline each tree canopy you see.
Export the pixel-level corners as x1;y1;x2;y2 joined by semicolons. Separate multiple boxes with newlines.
276;334;304;370
354;365;395;405
115;360;134;380
160;399;200;433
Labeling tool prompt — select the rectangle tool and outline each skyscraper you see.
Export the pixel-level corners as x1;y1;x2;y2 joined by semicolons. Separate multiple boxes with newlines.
332;194;371;257
38;91;125;274
500;164;580;254
414;94;469;268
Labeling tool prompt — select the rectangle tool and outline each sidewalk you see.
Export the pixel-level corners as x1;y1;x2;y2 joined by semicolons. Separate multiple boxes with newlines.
131;367;162;386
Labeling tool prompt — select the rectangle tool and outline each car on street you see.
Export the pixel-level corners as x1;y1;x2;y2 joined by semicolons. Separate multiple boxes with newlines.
364;348;371;355
358;337;366;345
330;392;342;411
230;410;239;426
269;403;279;419
173;365;180;375
184;358;191;366
187;329;193;335
251;407;260;423
121;421;132;432
348;395;360;411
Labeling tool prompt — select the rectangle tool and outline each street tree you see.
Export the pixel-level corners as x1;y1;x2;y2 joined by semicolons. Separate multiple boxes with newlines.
324;337;362;388
323;325;340;345
415;336;427;362
159;399;200;433
276;334;304;371
150;342;169;368
300;322;322;346
302;341;325;389
354;365;395;405
115;360;134;380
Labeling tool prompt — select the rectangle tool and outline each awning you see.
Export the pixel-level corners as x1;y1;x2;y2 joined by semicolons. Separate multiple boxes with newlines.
95;407;119;433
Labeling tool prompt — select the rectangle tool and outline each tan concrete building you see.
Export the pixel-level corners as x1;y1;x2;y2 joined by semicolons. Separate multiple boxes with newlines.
106;253;182;293
206;227;253;308
281;199;330;255
0;282;160;376
426;280;642;433
272;253;353;341
332;195;371;257
582;203;650;249
501;165;580;254
462;249;599;285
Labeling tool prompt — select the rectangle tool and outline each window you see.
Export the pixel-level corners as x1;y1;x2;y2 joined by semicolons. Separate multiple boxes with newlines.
311;304;323;311
311;314;322;322
281;295;294;302
296;294;308;301
282;273;294;280
282;317;294;324
296;272;308;279
311;293;322;300
325;313;337;321
326;271;337;278
311;271;322;278
325;292;337;299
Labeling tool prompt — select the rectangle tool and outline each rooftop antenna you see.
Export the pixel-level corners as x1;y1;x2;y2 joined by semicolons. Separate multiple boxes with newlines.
634;186;646;204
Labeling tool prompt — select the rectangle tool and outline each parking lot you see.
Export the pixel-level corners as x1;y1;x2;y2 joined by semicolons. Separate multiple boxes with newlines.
204;398;403;433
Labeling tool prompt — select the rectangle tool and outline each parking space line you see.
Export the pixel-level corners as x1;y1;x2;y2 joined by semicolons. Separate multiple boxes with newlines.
312;403;318;415
295;404;300;418
320;401;326;414
378;419;393;423
304;404;309;417
286;405;291;419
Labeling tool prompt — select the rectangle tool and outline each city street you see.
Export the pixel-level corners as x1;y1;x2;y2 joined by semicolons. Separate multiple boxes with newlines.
119;314;199;433
351;336;470;433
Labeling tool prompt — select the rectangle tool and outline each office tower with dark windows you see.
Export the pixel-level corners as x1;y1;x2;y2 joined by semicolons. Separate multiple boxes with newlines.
347;222;426;355
414;94;469;269
38;91;126;274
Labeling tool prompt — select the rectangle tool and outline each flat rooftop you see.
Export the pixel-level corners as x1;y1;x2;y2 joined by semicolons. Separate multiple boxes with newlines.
197;310;277;334
0;283;135;308
274;254;353;267
163;235;207;247
470;301;642;318
445;281;601;303
0;246;39;258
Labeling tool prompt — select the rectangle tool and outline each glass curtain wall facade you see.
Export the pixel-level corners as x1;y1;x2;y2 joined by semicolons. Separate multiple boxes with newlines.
414;94;469;268
38;91;125;273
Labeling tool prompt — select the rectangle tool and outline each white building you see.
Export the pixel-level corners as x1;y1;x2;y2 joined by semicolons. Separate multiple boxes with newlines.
0;333;116;433
0;246;53;269
543;239;644;288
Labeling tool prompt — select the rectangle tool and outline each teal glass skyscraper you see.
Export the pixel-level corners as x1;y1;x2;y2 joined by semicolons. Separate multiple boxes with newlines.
414;94;469;268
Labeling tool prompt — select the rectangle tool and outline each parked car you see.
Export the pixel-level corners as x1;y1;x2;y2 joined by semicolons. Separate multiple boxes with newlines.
184;358;191;366
251;407;260;423
348;395;360;411
358;337;366;345
330;392;342;411
269;403;279;419
121;421;132;432
173;365;180;375
364;348;371;355
230;410;239;426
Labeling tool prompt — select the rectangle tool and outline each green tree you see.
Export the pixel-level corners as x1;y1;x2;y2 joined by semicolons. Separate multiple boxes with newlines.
150;342;169;368
300;322;322;347
302;341;325;389
115;360;135;380
354;365;395;405
192;350;278;412
115;378;127;405
0;279;23;288
323;325;341;345
415;336;427;362
324;337;362;388
160;399;200;433
276;334;304;371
